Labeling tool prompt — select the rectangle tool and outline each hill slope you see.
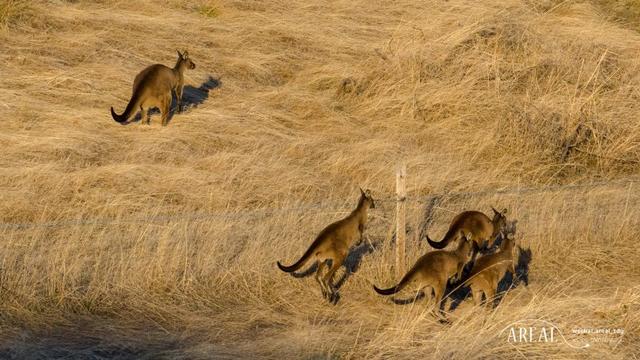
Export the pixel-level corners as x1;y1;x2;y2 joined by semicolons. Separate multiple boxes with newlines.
0;0;639;358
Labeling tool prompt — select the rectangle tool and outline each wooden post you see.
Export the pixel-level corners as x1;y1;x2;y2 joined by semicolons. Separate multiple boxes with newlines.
396;163;406;277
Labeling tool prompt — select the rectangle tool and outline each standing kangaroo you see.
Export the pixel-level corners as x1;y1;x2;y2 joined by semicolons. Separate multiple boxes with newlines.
373;233;474;316
277;188;375;303
464;232;516;307
427;207;508;251
110;50;196;126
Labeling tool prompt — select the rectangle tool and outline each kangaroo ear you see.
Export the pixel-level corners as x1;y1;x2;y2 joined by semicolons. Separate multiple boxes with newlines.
182;50;189;59
177;50;183;58
491;206;499;215
501;208;508;215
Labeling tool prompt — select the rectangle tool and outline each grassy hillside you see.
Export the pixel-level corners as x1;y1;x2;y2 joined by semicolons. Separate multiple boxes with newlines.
0;0;639;358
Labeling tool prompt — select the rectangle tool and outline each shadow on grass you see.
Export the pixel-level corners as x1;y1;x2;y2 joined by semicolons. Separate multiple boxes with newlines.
392;291;426;305
181;76;220;110
0;318;205;360
334;239;381;290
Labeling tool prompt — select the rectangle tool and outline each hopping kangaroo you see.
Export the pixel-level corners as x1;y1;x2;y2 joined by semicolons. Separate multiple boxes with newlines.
427;207;508;251
464;232;516;307
111;50;196;126
277;188;375;303
373;234;473;315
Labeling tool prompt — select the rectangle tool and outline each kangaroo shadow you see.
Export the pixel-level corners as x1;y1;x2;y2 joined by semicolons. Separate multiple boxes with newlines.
127;76;220;125
290;262;318;279
334;239;381;291
390;289;449;324
392;291;426;305
447;245;532;311
180;76;220;111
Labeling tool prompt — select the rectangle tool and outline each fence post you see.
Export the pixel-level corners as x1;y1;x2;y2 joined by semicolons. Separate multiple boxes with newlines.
396;163;406;277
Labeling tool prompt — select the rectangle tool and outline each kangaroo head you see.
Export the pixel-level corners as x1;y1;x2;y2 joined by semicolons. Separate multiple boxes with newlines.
505;219;518;237
177;50;196;70
359;187;376;209
490;206;508;244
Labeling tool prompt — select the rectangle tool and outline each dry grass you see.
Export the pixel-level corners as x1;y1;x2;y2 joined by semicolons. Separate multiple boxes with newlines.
594;0;640;28
0;0;29;29
0;0;639;358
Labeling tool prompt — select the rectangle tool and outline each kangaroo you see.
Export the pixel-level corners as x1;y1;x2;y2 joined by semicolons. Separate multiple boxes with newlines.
427;207;508;251
277;188;375;303
111;50;196;126
464;232;516;307
373;233;474;316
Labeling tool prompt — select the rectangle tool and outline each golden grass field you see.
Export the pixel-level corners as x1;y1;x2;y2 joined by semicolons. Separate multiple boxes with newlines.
1;0;640;358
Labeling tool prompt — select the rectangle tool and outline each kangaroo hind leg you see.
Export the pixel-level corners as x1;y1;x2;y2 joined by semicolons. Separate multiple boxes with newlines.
139;105;150;125
485;286;497;308
161;94;171;126
315;260;329;300
323;255;345;304
471;284;485;306
432;282;450;322
176;85;184;113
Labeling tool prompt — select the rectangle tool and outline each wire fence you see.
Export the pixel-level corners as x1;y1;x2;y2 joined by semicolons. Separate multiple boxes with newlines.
408;177;637;202
0;177;637;231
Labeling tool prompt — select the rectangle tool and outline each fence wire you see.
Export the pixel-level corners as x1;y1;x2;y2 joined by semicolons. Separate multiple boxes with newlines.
0;177;636;230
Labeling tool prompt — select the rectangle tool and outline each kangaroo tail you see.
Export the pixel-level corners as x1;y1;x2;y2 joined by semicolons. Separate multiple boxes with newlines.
276;242;317;273
111;93;140;123
373;267;415;296
427;227;459;249
373;284;400;295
